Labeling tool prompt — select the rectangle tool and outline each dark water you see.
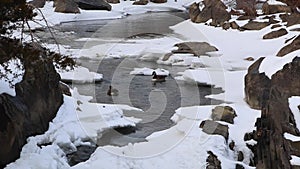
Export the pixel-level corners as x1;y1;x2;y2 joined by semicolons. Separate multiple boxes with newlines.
73;57;223;146
36;12;190;49
41;11;224;164
62;12;224;146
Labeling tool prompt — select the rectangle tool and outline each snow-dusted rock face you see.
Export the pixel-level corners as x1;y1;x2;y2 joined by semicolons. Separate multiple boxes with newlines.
0;45;63;168
189;0;231;25
244;57;271;110
76;0;112;11
54;0;80;13
28;0;46;8
277;35;300;57
236;0;256;17
172;42;218;56
245;57;300;168
263;28;288;39
262;3;292;14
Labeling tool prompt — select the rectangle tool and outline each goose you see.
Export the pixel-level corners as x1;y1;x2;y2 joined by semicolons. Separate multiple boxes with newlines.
152;71;167;82
107;85;119;96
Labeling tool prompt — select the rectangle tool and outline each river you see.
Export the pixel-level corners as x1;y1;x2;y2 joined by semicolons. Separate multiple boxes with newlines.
36;11;224;165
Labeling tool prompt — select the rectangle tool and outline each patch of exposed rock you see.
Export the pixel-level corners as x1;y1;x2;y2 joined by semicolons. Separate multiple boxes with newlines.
277;35;300;56
263;28;288;39
133;0;148;5
211;106;237;124
280;13;300;27
206;151;221;169
244;57;271;109
172;42;218;56
75;0;112;11
236;0;256;17
150;0;167;3
200;120;229;140
28;0;46;8
262;3;292;14
54;0;80;13
241;21;271;31
189;0;231;25
106;0;120;4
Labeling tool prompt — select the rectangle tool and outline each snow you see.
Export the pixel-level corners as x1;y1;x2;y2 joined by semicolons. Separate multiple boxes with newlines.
29;1;189;29
267;0;287;5
291;155;300;166
130;67;169;76
284;133;300;142
78;36;180;60
58;66;103;83
157;53;206;67
289;96;300;131
259;51;298;79
0;59;24;96
5;89;142;169
71;104;259;169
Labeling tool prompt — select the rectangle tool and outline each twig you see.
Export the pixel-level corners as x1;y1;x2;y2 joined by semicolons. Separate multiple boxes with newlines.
25;18;35;41
35;8;61;53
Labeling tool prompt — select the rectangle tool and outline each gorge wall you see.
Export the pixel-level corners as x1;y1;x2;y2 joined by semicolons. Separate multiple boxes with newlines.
0;43;63;168
245;57;300;169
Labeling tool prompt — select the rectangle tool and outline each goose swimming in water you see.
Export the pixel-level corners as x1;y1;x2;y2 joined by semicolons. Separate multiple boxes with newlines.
107;85;119;96
152;71;167;82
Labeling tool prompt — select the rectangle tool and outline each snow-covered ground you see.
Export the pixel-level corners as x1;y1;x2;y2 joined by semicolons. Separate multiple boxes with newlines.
5;89;142;169
130;67;169;76
3;0;300;169
58;66;103;83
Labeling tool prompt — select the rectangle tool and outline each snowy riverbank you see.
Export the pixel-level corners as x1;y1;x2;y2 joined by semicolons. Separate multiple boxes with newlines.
3;0;300;168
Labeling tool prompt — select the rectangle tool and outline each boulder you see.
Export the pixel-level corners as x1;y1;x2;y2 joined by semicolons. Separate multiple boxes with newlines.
244;57;271;109
291;28;300;32
238;151;244;161
189;0;231;25
211;106;237;124
133;0;148;5
206;151;221;169
271;24;282;29
150;0;167;3
244;57;254;61
172;42;218;56
230;21;240;29
236;0;256;17
75;0;112;11
189;3;201;23
106;0;120;3
241;21;271;31
28;0;46;8
277;35;300;56
59;82;71;96
277;0;300;12
229;141;235;150
54;0;80;13
263;28;288;39
280;13;300;27
236;164;245;169
200;120;229;140
222;22;231;30
262;3;292;14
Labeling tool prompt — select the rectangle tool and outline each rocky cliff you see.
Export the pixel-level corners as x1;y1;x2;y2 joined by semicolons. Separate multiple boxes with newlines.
245;57;300;169
0;42;63;168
